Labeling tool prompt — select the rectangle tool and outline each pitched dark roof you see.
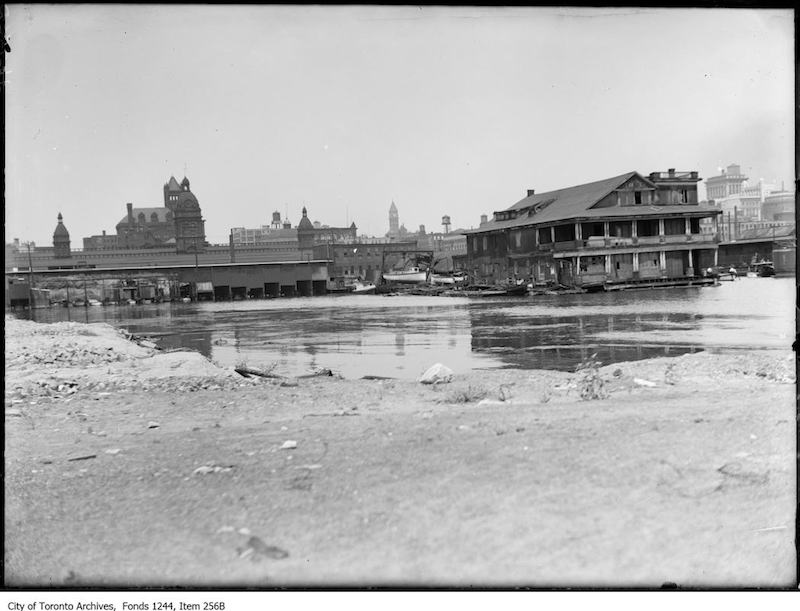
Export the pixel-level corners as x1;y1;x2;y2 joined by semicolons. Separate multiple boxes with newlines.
116;206;172;227
166;176;181;191
465;171;719;234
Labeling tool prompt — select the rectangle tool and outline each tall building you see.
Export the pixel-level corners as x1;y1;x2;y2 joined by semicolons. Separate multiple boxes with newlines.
387;201;399;238
297;206;358;252
114;176;205;253
705;164;747;200
172;177;206;253
762;189;795;222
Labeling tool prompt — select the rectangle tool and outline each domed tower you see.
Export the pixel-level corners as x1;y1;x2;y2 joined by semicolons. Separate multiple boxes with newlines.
172;176;206;253
297;206;315;251
53;212;72;258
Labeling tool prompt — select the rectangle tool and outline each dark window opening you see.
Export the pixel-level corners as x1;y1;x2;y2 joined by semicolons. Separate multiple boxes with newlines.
634;191;642;205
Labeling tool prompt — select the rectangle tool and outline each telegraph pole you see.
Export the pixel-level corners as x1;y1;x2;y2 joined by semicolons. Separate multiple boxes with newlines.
193;238;199;301
26;242;35;309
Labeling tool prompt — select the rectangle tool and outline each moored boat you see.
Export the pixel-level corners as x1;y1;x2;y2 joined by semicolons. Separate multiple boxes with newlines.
430;271;468;286
351;281;377;294
383;267;428;283
450;283;529;297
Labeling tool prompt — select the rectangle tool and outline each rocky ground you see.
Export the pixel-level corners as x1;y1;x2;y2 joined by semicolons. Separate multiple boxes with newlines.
3;315;797;588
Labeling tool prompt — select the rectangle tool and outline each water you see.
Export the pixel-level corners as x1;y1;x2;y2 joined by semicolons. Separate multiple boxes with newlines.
16;277;795;380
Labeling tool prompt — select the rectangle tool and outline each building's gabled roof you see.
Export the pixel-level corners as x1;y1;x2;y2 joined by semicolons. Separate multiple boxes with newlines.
116;206;172;227
465;171;719;234
166;176;181;191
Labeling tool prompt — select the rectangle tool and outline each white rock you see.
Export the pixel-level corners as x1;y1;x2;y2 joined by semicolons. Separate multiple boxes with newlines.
633;378;657;387
281;440;297;450
418;363;454;385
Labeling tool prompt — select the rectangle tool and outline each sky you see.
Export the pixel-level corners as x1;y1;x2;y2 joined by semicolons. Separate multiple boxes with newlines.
4;5;795;246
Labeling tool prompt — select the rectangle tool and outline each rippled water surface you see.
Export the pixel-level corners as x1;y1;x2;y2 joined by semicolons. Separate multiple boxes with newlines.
19;277;795;379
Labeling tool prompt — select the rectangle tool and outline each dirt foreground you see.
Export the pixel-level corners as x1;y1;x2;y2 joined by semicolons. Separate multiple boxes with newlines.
3;315;796;588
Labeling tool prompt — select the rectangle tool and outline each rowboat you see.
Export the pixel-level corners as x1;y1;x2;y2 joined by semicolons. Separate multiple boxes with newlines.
383;267;428;283
430;272;468;285
450;284;529;297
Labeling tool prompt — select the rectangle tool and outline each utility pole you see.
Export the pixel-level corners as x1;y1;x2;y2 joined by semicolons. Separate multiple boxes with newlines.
26;242;35;309
194;238;200;301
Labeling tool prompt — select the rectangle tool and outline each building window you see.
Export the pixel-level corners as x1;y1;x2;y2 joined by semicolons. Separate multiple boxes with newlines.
681;189;689;203
634;191;642;205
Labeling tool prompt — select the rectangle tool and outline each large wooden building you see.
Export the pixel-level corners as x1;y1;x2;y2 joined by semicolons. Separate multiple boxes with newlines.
463;169;722;289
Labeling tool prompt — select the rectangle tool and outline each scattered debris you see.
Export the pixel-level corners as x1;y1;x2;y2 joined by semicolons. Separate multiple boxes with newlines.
238;536;289;561
751;525;787;532
193;463;234;475
234;366;282;379
717;462;768;485
298;368;335;378
66;454;97;462
419;363;453;385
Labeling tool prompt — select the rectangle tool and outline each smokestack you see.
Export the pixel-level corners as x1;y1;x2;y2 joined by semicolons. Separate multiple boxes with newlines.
527;189;535;197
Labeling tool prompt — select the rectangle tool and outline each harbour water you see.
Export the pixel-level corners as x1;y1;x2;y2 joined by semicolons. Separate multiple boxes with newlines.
18;277;795;380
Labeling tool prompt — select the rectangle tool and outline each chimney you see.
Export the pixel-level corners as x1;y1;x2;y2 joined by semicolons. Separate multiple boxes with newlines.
668;168;675;177
527;189;535;197
480;214;488;226
127;203;133;225
102;230;106;236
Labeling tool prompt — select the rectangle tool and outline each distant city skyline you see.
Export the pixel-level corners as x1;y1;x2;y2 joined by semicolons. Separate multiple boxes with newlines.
5;5;794;246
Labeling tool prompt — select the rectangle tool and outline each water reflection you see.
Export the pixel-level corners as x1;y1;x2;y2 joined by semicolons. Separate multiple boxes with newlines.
13;278;794;379
469;308;704;370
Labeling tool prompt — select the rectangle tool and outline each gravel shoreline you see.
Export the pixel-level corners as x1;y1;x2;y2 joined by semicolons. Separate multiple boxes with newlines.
4;315;796;587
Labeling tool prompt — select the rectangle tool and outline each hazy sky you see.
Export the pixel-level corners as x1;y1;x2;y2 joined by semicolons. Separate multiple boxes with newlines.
5;5;794;246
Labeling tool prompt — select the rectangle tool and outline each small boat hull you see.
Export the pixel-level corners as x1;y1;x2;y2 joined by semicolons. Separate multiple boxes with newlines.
352;282;377;294
383;271;427;283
